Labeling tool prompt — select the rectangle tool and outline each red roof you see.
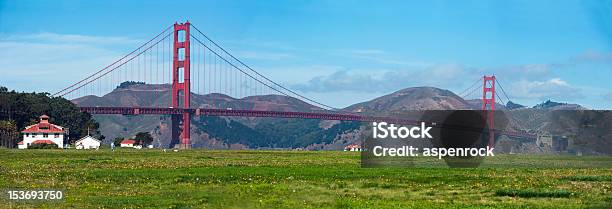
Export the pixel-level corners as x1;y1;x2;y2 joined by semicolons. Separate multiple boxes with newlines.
17;141;24;145
31;140;56;145
21;115;64;134
120;139;136;145
345;144;361;149
21;123;64;133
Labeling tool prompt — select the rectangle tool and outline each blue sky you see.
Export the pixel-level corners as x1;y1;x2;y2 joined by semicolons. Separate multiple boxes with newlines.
1;0;611;109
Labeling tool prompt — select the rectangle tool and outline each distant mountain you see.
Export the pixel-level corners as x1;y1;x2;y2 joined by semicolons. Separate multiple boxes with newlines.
72;84;323;112
72;83;354;149
344;87;471;112
533;100;587;110
505;101;526;110
73;83;606;154
465;99;507;110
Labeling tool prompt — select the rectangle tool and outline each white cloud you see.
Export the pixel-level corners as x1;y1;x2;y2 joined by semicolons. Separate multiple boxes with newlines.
509;78;584;101
548;78;567;86
1;32;140;45
0;41;116;67
292;64;471;93
478;63;554;82
254;65;345;84
290;65;587;107
0;33;136;94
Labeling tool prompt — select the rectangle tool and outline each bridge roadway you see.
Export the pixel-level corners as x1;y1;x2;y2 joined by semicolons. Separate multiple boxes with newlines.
79;106;536;139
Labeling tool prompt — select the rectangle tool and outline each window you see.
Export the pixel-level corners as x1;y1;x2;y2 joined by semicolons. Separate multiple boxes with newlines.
54;133;60;138
25;133;29;137
43;133;48;138
31;133;36;138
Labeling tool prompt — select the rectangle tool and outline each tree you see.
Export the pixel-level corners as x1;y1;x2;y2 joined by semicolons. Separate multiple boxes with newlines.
117;81;145;89
134;132;153;146
0;120;18;148
0;120;17;133
113;136;124;147
0;86;100;145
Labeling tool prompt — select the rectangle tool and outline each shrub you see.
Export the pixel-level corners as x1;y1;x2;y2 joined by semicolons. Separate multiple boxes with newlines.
495;189;572;198
561;176;612;182
28;143;59;149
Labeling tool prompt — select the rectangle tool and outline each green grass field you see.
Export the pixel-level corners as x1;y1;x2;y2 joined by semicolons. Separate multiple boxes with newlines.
0;149;611;208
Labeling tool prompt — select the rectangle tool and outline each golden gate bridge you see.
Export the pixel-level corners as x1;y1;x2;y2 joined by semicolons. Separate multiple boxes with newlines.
53;21;534;149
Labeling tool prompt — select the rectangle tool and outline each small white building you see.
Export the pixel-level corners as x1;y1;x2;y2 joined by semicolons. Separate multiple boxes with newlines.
120;139;136;148
18;115;65;149
75;135;101;150
537;132;553;148
344;144;362;152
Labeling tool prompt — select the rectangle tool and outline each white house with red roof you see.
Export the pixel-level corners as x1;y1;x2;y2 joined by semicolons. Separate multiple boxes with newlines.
18;115;66;149
344;144;362;152
120;139;136;148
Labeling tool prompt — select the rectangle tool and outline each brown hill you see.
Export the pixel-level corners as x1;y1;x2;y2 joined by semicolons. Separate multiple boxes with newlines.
532;100;587;110
344;87;471;112
465;99;508;110
72;84;606;154
73;84;323;112
71;83;324;148
73;85;478;149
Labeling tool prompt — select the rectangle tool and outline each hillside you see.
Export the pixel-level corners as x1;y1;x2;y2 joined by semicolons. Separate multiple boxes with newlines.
532;100;587;110
72;83;609;154
74;85;477;149
345;87;471;112
72;84;323;112
72;83;356;149
465;99;508;110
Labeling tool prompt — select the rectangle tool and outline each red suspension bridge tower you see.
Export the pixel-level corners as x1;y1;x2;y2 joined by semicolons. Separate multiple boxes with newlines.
482;75;495;147
171;22;192;149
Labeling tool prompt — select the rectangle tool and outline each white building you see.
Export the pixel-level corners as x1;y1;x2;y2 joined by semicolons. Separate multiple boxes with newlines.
344;144;362;152
120;139;136;148
75;135;101;150
18;115;66;149
537;132;553;147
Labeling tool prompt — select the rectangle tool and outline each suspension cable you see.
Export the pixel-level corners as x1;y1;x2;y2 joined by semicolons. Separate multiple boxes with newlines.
53;24;173;96
496;79;512;103
60;32;173;97
462;84;481;99
457;78;481;97
496;92;505;106
190;25;338;110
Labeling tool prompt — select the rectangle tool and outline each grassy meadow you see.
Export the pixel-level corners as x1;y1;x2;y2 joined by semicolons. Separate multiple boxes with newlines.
0;149;611;208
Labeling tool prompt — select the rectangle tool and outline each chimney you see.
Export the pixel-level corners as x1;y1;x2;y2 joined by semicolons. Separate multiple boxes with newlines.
39;115;50;123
